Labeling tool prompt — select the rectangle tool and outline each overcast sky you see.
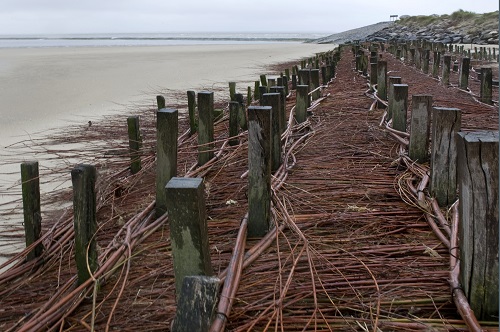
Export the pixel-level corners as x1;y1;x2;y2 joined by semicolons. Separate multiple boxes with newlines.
0;0;498;35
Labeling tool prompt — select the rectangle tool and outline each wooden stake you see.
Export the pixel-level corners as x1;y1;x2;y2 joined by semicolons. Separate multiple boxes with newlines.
295;85;308;124
187;91;197;135
127;116;142;174
197;91;214;166
408;95;432;163
262;93;282;172
391;84;408;132
21;161;43;260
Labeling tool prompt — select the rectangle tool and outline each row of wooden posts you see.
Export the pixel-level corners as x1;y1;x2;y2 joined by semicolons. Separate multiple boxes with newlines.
19;50;340;329
355;41;498;321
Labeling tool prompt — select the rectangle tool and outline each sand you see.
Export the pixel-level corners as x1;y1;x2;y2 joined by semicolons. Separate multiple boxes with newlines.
0;43;335;148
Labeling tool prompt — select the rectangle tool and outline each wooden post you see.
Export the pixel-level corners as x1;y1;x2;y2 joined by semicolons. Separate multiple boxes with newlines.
415;48;421;70
422;49;430;74
267;78;276;89
295;85;308;124
165;177;213;296
127;116;142;174
370;62;377;88
284;68;290;80
442;55;451;86
298;69;310;87
235;93;247;130
310;69;320;100
291;74;297;90
480;67;493;104
197;91;214;166
21;161;43;260
408;95;432;163
156;108;178;216
260;74;267;87
321;66;327;85
254;81;260;100
391;84;408;133
258;86;267;105
229;101;239;146
262;93;282;172
246;86;252;106
459;57;470;90
432;51;440;78
229;82;236;101
457;130;499;321
71;164;98;285
247;106;272;238
269;86;286;134
157;95;166;109
430;107;461;206
387;76;402;120
187;91;197;135
377;60;387;101
172;276;220;332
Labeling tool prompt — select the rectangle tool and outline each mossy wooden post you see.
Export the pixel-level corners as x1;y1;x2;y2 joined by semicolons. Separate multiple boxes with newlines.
197;91;214;166
171;275;220;332
459;57;470;90
21;161;43;260
370;62;377;88
310;69;320;100
480;67;493;105
258;86;267;105
291;74;297;90
442;55;451;86
285;68;290;80
254;81;260;100
415;48;422;70
260;74;267;88
165;177;213;297
432;51;440;78
321;66;327;85
247;106;272;238
409;95;432;163
156;108;178;216
329;63;336;80
298;69;310;87
187;91;197;135
229;82;236;101
71;164;98;285
267;78;276;89
377;60;387;101
387;76;402;120
235;93;247;130
229;101;239;146
430;107;461;207
391;84;408;133
262;93;282;172
270;86;286;134
246;86;252;106
422;49;430;74
157;95;166;109
295;85;308;124
457;131;499;321
127;116;142;174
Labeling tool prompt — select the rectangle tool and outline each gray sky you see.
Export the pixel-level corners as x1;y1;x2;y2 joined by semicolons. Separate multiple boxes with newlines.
0;0;498;35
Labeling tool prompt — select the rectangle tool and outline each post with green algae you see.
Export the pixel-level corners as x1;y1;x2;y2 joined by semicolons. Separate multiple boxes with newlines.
310;69;320;100
21;161;43;260
71;164;98;285
459;57;470;90
269;86;286;135
187;91;197;135
262;93;282;172
165;177;213;298
295;85;308;124
480;67;493;105
391;84;408;133
228;101;240;146
408;95;432;163
127;116;142;174
387;76;402;120
247;106;272;238
156;95;166;109
156;108;178;217
229;82;236;101
377;60;387;101
254;81;260;100
442;55;451;86
197;91;214;166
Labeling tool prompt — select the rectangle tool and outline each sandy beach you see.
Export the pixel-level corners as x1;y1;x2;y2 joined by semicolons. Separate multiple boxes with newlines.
0;43;335;148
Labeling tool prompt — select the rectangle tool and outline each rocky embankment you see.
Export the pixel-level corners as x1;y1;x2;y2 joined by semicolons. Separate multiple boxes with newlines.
313;10;499;45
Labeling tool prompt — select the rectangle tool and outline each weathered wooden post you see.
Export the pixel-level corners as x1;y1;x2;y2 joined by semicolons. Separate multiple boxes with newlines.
310;69;320;100
247;86;252;106
267;78;276;89
247;106;272;238
270;86;286;134
459;57;470;90
187;91;197;135
165;177;213;296
408;95;432;163
377;60;387;101
262;93;282;172
197;91;214;166
298;69;310;87
127;116;142;174
457;130;499;321
387;76;402;120
430;107;461;206
422;49;430;74
260;74;267;88
258;86;267;105
229;101;240;146
156;108;178;216
415;48;422;70
370;62;377;88
71;164;98;285
442;55;451;86
157;95;166;109
254;81;260;100
295;85;308;124
229;82;236;101
391;84;408;133
291;74;297;90
235;93;247;130
409;48;415;64
171;276;220;332
21;161;43;260
432;51;440;78
321;66;327;85
480;67;493;104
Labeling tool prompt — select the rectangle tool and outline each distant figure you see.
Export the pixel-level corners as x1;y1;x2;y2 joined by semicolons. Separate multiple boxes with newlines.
85;121;92;131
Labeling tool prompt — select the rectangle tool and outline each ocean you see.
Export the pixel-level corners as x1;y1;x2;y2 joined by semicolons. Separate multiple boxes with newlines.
0;32;328;48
